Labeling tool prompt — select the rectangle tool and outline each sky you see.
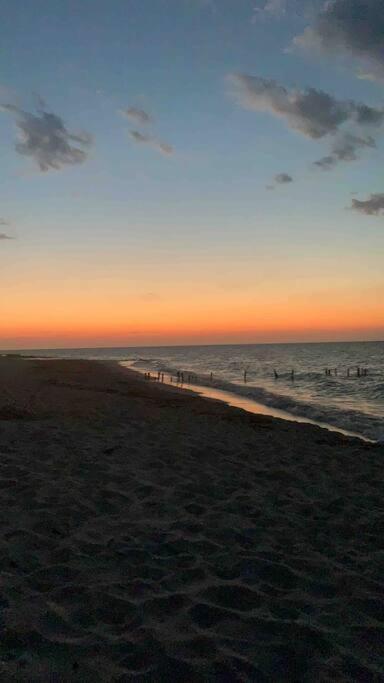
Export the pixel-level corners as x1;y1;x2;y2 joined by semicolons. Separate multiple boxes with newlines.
0;0;383;348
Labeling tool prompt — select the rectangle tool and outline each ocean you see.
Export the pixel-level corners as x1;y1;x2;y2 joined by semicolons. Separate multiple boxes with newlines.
9;341;384;442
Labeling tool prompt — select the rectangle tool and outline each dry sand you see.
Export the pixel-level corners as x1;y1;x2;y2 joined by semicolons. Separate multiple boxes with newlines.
0;356;383;681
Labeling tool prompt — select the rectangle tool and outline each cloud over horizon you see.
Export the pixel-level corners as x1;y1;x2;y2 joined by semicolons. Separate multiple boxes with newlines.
351;193;384;216
0;233;13;240
293;0;384;80
1;103;92;171
130;130;173;156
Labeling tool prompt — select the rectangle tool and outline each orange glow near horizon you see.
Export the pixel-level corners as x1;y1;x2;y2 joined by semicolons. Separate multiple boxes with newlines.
2;240;384;349
2;296;383;348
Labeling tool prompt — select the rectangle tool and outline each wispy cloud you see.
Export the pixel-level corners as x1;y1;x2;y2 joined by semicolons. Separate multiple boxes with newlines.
252;0;287;21
293;0;384;81
229;73;384;139
130;130;173;156
0;218;14;239
230;72;383;170
121;107;152;125
1;102;92;172
314;133;376;170
351;193;384;216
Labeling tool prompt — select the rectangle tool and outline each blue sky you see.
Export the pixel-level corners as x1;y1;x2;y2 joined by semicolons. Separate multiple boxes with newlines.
0;0;383;346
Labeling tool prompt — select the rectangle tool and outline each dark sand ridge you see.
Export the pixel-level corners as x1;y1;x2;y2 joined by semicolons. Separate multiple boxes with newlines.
0;357;383;681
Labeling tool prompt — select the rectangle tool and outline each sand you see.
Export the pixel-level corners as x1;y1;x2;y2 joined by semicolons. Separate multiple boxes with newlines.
0;356;383;681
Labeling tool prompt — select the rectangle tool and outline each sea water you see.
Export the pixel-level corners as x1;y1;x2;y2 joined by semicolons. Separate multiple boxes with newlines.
12;341;384;441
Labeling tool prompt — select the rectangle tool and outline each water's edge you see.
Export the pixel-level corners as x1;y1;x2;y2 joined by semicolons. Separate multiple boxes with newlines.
9;342;383;442
120;361;373;443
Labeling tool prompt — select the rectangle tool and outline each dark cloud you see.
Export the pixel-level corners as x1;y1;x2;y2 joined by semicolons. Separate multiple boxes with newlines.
313;155;336;170
1;103;91;172
266;173;293;189
130;130;173;156
314;133;376;170
351;193;384;215
355;105;384;126
230;73;384;139
275;172;293;184
230;73;383;174
293;0;384;80
130;131;150;144
0;233;13;240
122;107;152;125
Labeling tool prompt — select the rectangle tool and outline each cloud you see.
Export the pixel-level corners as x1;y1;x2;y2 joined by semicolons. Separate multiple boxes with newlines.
266;172;293;189
130;130;173;156
230;73;383;172
314;133;376;169
265;173;293;190
293;0;384;80
313;155;337;170
121;107;152;125
253;0;287;20
229;73;384;139
1;103;92;171
0;218;14;239
351;193;384;216
275;172;293;184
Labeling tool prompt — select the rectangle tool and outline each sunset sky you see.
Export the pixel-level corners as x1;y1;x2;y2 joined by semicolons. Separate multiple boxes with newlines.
1;0;383;348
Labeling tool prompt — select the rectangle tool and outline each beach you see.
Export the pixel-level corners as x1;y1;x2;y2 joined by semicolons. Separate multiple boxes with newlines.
0;356;383;681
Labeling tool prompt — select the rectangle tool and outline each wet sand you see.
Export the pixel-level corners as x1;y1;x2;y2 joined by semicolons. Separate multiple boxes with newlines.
0;357;383;681
121;362;371;442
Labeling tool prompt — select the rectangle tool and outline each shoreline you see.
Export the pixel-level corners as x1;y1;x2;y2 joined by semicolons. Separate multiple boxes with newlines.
121;362;374;443
0;357;382;680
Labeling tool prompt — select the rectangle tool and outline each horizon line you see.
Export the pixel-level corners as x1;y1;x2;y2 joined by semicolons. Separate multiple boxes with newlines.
1;338;384;352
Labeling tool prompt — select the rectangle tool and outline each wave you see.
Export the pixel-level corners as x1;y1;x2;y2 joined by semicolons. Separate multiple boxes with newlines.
131;358;383;441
